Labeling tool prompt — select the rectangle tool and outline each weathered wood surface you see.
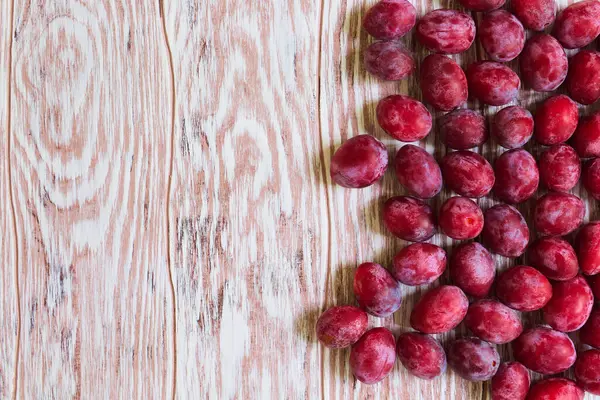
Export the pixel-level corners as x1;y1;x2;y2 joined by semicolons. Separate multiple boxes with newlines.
0;0;599;399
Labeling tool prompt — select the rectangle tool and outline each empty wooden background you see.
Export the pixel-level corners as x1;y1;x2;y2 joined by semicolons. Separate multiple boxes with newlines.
0;0;598;399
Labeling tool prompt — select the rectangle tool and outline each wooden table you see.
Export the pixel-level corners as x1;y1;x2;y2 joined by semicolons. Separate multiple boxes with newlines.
0;0;598;398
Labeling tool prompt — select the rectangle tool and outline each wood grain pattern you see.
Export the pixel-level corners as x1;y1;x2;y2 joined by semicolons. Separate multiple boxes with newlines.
164;1;327;398
1;0;599;399
10;1;175;398
0;1;19;398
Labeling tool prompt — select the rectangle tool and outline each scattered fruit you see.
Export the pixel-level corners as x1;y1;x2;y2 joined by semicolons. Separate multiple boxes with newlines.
496;266;552;311
350;327;396;384
377;95;432;142
416;9;475;54
511;0;556;30
534;95;579;145
493;148;539;204
543;275;594;332
382;196;436;242
364;41;415;81
539;144;581;192
464;299;523;344
534;192;585;237
447;337;500;381
478;10;525;62
520;34;568;92
449;242;495;297
438;196;484;240
316;306;369;348
513;326;576;374
330;135;388;188
568;50;600;105
440;109;488;150
491;362;530;400
441;151;495;198
420;54;468;111
394;145;442;198
482;204;529;257
553;0;600;49
363;0;417;40
528;237;579;281
492;106;534;149
396;332;446;380
410;285;468;334
392;243;447;286
466;61;520;106
353;263;402;317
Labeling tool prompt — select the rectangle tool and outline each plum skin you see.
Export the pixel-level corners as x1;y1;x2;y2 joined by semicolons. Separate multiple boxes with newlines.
528;237;579;281
577;222;600;276
392;243;446;286
446;337;500;382
410;285;468;334
416;9;475;54
466;61;520;106
496;266;552;311
438;196;484;240
363;0;417;40
512;326;576;375
580;308;600;348
552;0;600;49
330;135;388;188
572;112;600;158
364;41;414;81
441;151;495;198
350;327;396;384
543;275;594;332
491;362;530;400
534;192;585;237
464;299;523;344
450;242;495;297
526;378;584;400
492;106;534;149
520;34;567;92
382;196;436;242
493;149;539;204
396;332;446;380
316;306;368;348
539;144;581;192
439;109;488;150
534;95;579;145
575;349;600;395
568;50;600;105
482;204;529;258
353;263;402;317
511;0;555;31
420;54;468;111
377;95;432;142
583;158;600;200
478;10;525;62
394;145;442;199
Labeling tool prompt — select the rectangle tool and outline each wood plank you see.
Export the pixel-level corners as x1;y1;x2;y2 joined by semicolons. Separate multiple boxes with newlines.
0;0;19;398
163;1;327;398
10;1;175;397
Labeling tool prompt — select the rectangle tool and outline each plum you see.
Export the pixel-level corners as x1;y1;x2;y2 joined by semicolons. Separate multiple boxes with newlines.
478;10;525;62
447;337;500;381
534;95;579;145
410;285;468;334
534;192;585;237
438;197;484;240
543;275;593;332
464;299;523;344
441;151;495;198
439;109;488;150
450;242;495;297
539;144;581;192
363;0;417;40
353;263;402;317
392;243;446;286
493;149;539;204
513;326;576;374
331;135;388;188
382;196;436;242
394;145;441;198
364;41;415;81
416;10;475;54
396;332;446;380
491;362;530;400
377;95;432;142
420;54;468;111
467;61;520;106
528;237;579;281
316;306;368;348
350;327;396;384
497;266;552;311
520;35;568;92
492;106;534;149
482;204;529;257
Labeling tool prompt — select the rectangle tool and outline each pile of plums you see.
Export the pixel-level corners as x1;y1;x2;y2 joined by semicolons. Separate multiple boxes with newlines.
319;0;600;398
